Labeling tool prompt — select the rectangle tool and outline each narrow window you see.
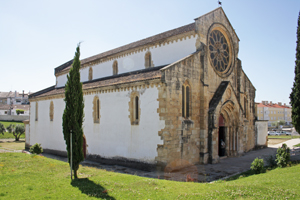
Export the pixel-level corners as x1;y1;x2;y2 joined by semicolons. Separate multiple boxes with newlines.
182;85;185;117
49;101;54;121
113;60;118;75
97;99;100;120
145;52;152;68
182;82;191;118
244;97;247;118
35;102;38;121
88;67;93;81
129;92;140;125
135;96;139;120
186;86;190;118
93;96;100;123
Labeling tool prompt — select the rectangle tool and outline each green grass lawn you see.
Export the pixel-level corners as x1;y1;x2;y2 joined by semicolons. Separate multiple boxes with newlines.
0;153;300;199
294;143;300;147
0;141;25;150
0;121;25;139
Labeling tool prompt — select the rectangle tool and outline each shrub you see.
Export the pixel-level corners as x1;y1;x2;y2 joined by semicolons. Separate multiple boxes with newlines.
276;143;290;168
250;158;265;174
0;123;5;135
29;143;43;154
266;155;277;168
16;109;25;115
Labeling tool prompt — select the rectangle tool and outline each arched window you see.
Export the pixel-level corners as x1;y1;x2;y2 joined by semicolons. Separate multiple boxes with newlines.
244;97;247;118
129;92;140;125
49;101;54;121
93;96;100;123
135;96;139;120
113;60;118;75
35;102;38;121
182;82;191;118
145;51;152;68
88;67;93;81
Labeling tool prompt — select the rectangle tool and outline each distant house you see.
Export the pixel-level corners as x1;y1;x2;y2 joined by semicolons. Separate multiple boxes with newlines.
0;104;29;116
0;91;30;106
256;101;292;126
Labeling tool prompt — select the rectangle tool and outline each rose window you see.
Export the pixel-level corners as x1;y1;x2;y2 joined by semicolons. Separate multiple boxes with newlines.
208;30;230;73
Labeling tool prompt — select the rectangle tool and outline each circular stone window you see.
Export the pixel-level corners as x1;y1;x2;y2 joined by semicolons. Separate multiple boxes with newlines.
208;29;232;75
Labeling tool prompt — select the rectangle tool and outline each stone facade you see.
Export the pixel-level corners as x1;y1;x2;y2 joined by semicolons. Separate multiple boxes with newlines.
27;7;256;170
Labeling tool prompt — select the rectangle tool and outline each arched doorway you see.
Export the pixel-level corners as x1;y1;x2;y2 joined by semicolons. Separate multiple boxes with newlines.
83;135;87;159
218;114;226;157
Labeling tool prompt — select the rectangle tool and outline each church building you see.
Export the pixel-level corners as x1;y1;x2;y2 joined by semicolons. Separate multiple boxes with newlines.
27;7;257;170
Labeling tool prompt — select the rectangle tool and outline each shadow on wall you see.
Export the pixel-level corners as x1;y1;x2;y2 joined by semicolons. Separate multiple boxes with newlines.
71;178;116;199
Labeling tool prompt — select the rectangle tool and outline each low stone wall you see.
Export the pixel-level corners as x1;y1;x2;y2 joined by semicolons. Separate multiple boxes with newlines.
0;115;29;122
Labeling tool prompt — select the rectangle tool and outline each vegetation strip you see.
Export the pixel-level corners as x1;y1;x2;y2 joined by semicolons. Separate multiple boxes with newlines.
0;153;299;199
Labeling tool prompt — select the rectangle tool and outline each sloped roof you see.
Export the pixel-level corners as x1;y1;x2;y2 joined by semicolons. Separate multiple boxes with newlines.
256;103;291;109
55;23;196;75
31;66;164;99
0;91;29;98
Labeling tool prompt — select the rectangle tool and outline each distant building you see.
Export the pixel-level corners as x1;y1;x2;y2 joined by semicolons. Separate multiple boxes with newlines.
256;101;292;126
0;104;30;116
0;91;30;106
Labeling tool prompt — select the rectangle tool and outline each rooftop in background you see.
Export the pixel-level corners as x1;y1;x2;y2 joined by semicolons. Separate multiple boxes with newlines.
0;104;30;111
0;91;31;98
256;101;291;108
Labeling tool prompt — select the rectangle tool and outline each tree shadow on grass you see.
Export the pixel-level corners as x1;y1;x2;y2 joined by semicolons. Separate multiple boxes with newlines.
71;178;116;199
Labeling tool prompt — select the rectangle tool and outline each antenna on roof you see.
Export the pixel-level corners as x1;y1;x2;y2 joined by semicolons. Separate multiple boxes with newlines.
218;0;222;7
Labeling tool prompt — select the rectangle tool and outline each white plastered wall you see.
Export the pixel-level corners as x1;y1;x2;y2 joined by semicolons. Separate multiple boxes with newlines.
84;86;164;163
255;121;268;146
29;99;67;152
29;86;164;163
56;35;197;87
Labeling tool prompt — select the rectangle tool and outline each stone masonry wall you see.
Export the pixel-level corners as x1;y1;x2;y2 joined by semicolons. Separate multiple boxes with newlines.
155;52;202;169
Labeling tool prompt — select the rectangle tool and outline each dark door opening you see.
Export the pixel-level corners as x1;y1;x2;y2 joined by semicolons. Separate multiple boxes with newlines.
218;127;226;157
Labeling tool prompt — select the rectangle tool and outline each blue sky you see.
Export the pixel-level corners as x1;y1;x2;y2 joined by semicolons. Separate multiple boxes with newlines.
0;0;299;105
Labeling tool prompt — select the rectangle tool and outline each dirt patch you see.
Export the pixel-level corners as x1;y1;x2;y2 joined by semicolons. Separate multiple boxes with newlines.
268;138;290;146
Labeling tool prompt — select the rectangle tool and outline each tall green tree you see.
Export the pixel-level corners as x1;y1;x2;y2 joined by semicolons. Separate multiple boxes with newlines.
290;12;300;133
62;44;84;179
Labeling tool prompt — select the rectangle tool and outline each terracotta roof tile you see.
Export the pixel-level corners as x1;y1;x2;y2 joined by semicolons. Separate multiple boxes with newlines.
256;103;291;108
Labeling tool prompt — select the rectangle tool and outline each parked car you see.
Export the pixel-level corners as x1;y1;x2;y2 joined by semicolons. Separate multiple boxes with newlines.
286;132;291;136
268;131;277;136
274;131;292;136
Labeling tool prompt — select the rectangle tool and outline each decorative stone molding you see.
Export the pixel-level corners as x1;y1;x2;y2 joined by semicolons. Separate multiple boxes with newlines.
93;96;100;124
49;101;54;121
128;91;141;125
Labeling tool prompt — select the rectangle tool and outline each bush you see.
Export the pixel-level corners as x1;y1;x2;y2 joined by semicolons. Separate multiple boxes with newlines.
250;158;265;174
266;155;277;168
276;143;290;167
29;143;43;154
0;123;5;135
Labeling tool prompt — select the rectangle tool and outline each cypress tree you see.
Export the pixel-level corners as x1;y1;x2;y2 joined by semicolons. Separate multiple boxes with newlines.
62;44;84;179
290;12;300;133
